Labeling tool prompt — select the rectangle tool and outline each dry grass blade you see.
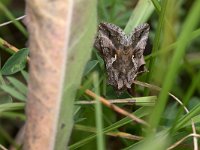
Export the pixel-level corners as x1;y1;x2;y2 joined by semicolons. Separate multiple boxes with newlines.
0;38;30;62
133;80;198;150
84;89;149;126
75;99;137;105
0;38;19;53
0;15;26;27
0;145;7;150
167;133;200;150
75;124;143;141
107;132;143;141
133;80;188;112
75;96;156;105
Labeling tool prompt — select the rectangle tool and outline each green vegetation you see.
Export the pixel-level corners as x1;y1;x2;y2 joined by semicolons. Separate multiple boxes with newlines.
0;0;200;149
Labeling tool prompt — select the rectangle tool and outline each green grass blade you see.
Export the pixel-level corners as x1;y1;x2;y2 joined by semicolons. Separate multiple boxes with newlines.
0;73;5;85
99;0;109;21
145;28;200;61
0;85;26;101
151;0;161;13
124;131;169;150
93;73;105;150
21;70;29;82
0;112;26;120
7;77;28;95
0;102;25;112
144;0;168;95
174;103;200;131
182;115;200;128
149;0;200;131
69;107;151;149
83;60;99;76
55;0;97;149
171;71;200;131
124;0;155;34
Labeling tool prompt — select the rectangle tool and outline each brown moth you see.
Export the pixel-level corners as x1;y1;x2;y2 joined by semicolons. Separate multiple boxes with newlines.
94;22;150;91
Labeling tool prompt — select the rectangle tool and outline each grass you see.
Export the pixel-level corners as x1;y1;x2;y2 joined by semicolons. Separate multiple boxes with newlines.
0;0;200;149
93;73;105;150
149;0;200;131
144;0;167;96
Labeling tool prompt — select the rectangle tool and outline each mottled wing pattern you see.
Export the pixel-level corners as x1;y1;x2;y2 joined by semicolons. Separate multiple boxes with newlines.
131;24;149;75
131;23;150;57
94;22;124;54
94;22;150;91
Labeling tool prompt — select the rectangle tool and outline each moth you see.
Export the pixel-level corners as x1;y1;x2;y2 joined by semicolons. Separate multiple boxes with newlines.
94;22;150;91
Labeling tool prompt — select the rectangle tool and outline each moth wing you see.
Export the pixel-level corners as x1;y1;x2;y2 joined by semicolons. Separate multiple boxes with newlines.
131;23;150;56
131;24;149;74
94;31;116;61
99;22;124;37
99;22;125;48
94;23;120;57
